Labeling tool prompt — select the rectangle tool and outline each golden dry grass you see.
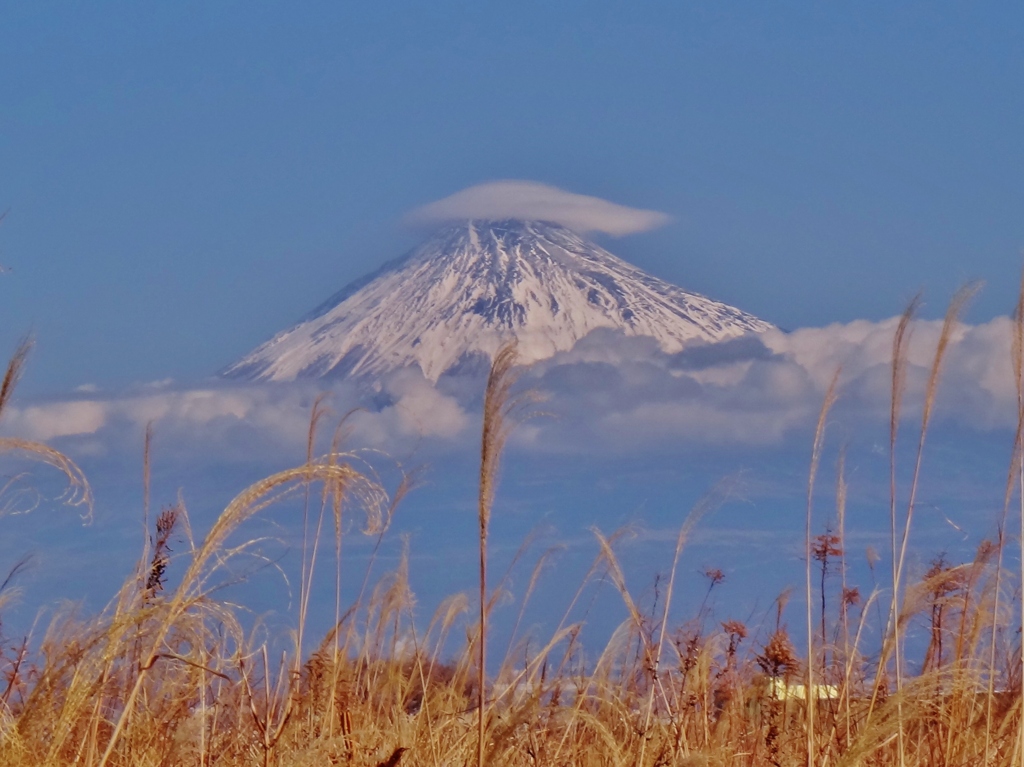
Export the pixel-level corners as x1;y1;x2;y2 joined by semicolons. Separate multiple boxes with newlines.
1;286;1024;766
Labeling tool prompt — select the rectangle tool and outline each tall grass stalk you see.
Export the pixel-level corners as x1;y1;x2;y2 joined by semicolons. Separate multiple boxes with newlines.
894;285;976;627
836;445;853;749
883;295;918;766
889;286;976;766
1013;268;1024;766
638;482;728;767
476;341;523;767
805;366;840;766
983;269;1024;765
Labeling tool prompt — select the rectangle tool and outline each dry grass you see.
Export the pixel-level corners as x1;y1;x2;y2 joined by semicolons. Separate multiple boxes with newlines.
1;286;1024;766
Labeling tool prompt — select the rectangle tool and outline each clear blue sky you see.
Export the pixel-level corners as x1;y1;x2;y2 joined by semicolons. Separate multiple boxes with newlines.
2;1;1022;392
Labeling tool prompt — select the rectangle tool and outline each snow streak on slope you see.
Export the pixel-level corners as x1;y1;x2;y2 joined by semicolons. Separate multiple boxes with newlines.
225;220;774;382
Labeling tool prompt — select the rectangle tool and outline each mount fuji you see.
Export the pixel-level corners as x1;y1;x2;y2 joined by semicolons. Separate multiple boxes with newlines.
224;220;773;382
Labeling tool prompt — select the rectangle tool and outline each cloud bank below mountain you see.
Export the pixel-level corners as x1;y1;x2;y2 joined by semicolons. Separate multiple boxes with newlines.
5;314;1020;461
521;315;1018;450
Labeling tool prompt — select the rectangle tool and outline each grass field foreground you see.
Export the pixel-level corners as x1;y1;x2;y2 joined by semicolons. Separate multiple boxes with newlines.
1;280;1024;766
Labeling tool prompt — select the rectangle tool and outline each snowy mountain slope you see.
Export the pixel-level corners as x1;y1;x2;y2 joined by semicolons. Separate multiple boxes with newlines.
224;219;774;382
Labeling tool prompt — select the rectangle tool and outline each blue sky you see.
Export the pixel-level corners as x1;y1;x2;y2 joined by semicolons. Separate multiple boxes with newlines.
2;1;1022;392
1;3;1023;648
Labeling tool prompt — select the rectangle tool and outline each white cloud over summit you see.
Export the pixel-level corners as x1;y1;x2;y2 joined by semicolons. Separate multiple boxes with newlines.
404;180;671;236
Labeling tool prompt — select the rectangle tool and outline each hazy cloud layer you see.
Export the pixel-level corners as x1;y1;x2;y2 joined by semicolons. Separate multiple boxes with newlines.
518;315;1019;450
4;373;472;463
5;315;1020;460
405;180;672;236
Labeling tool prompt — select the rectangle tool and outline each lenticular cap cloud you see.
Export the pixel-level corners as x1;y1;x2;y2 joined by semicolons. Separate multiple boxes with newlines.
405;180;671;236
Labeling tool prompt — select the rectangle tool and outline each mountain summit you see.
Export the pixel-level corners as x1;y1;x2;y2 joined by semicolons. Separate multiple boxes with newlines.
225;220;773;382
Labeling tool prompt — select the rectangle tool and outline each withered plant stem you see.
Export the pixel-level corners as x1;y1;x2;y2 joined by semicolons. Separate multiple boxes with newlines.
477;341;521;767
805;366;840;767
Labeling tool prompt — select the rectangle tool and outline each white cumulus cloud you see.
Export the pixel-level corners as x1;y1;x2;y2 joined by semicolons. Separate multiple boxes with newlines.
513;314;1022;451
6;314;1021;460
3;373;471;462
404;180;671;236
6;400;109;441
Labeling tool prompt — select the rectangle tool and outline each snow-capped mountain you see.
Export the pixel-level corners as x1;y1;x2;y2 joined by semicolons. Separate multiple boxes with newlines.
225;220;773;382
